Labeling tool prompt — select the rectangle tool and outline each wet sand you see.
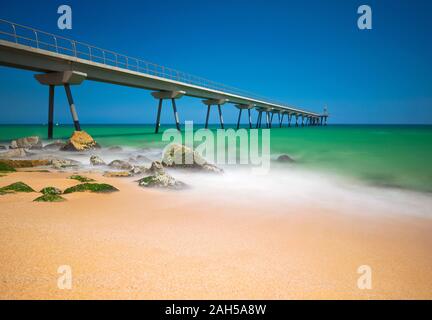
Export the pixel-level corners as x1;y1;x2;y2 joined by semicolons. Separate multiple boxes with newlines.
1;170;432;299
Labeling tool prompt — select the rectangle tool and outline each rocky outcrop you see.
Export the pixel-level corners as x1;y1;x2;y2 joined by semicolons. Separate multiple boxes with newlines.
43;140;66;150
108;160;133;170
61;131;100;152
147;161;165;175
162;144;223;174
0;148;28;158
137;172;187;190
90;155;106;166
103;171;132;178
108;146;123;152
0;146;7;150
40;186;62;195
276;154;295;163
10;136;42;150
51;158;79;169
0;159;51;168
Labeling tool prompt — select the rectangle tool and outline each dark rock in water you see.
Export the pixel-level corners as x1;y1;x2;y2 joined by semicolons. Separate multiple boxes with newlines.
61;131;100;152
0;148;29;158
90;155;106;166
10;136;42;150
276;154;295;163
43;140;66;150
108;160;133;170
162;144;223;174
137;172;187;190
135;154;153;162
108;146;123;152
40;186;62;195
0;146;7;150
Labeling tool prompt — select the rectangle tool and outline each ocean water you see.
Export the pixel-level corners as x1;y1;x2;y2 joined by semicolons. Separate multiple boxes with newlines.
1;124;432;194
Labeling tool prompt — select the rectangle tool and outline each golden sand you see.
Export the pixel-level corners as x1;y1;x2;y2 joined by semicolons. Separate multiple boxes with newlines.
0;171;431;299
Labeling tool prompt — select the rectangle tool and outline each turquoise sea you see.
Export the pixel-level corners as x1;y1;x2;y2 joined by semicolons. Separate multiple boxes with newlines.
1;124;432;193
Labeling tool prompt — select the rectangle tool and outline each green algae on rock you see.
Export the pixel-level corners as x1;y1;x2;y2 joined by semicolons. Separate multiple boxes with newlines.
0;161;17;172
33;194;66;202
63;183;118;194
40;186;62;195
0;181;35;194
69;175;95;183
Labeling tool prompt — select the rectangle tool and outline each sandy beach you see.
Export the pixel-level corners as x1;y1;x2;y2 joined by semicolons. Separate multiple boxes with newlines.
1;169;432;300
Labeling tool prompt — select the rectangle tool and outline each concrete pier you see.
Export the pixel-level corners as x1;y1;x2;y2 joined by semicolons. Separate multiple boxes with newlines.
203;99;227;129
34;71;86;137
151;90;185;133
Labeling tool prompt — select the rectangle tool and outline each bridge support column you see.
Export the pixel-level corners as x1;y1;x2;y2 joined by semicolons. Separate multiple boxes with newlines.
64;84;81;131
235;104;253;130
277;112;281;127
295;114;299;127
47;85;55;139
202;99;228;129
288;113;292;127
151;91;185;133
266;111;270;128
35;71;87;138
280;113;284;128
256;111;262;128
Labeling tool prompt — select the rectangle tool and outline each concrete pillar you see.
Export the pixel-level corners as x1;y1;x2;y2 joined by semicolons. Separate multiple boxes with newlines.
288;113;292;127
205;106;211;129
48;85;55;139
171;98;181;131
266;112;270;128
236;108;242;130
155;99;163;133
280;113;285;128
64;84;81;131
295;114;299;127
256;111;262;128
248;109;252;129
217;105;224;129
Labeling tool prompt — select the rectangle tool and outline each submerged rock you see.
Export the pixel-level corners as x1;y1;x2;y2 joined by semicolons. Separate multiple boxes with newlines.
90;155;106;166
0;146;7;150
137;172;187;190
108;160;133;170
0;148;29;158
10;136;42;150
276;154;295;163
162;144;223;174
43;140;66;150
108;146;123;152
61;131;100;152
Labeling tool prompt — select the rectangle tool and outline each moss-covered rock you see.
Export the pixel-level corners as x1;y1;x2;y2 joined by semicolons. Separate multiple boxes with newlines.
63;183;118;194
33;194;66;202
69;175;95;183
137;173;187;190
0;181;35;194
0;161;17;172
40;186;62;195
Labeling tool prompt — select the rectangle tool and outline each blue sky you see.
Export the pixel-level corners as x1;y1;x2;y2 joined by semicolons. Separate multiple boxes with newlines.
0;0;431;124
